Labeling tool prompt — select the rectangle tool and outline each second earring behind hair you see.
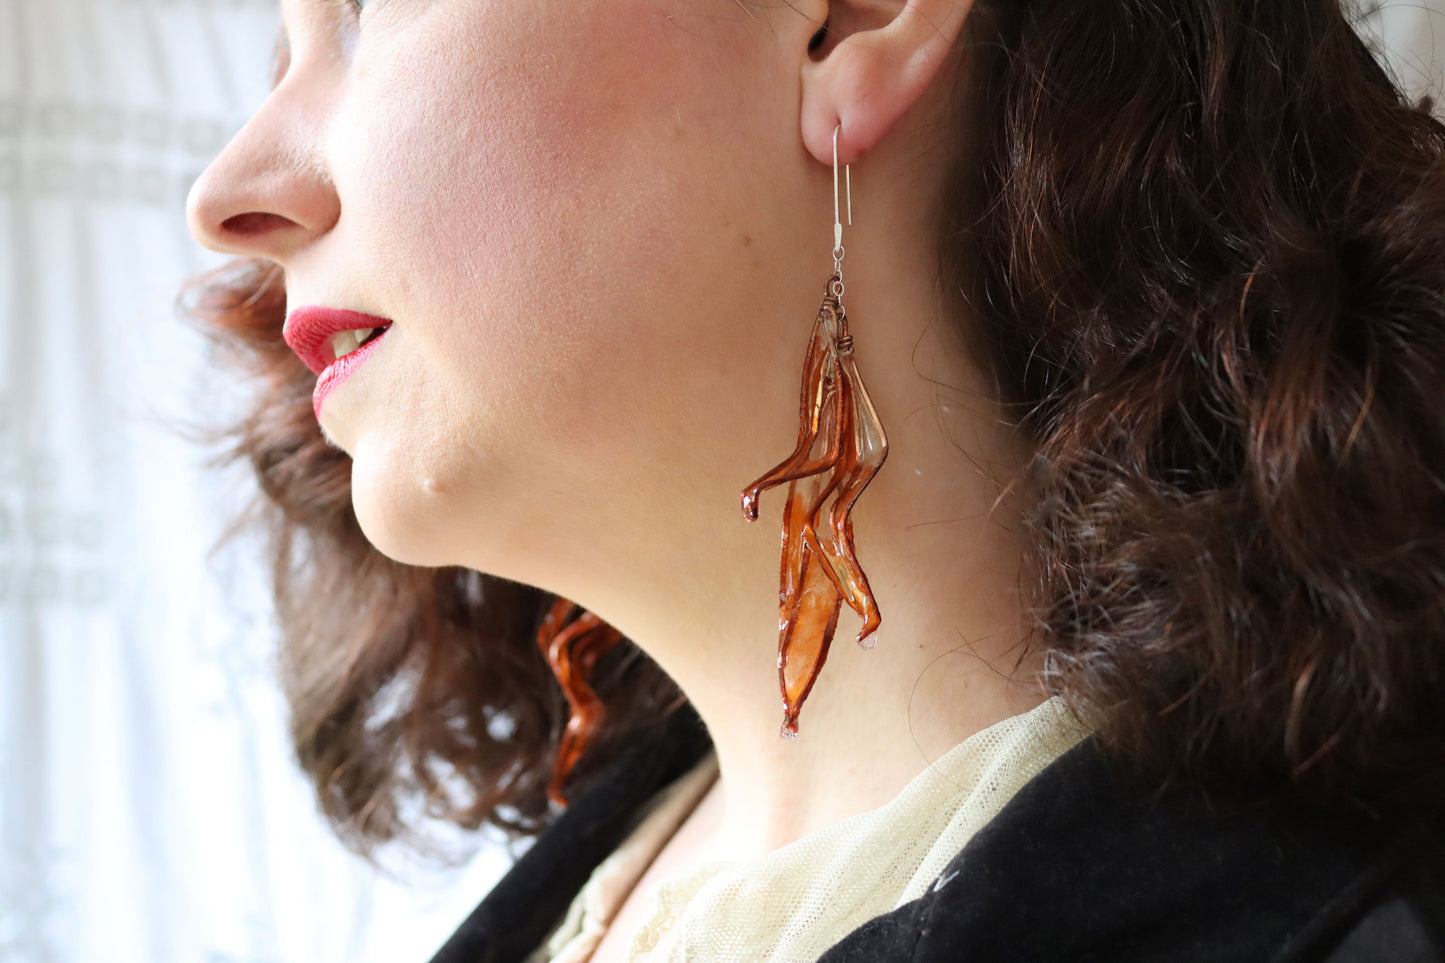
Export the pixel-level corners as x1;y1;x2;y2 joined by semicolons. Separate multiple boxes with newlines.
739;124;890;738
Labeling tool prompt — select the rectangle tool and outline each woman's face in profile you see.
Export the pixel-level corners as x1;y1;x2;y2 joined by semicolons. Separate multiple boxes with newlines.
189;0;823;580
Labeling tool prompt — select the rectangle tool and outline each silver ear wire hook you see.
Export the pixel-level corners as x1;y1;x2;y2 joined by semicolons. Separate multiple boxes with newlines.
832;123;851;292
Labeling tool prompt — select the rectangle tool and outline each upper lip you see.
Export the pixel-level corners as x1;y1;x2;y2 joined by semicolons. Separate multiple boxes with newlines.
283;306;394;375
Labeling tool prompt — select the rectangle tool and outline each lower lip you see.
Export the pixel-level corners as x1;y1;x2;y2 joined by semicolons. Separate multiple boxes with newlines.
313;327;391;420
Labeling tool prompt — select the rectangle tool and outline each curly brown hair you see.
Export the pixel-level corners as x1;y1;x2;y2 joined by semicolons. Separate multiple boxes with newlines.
182;0;1445;863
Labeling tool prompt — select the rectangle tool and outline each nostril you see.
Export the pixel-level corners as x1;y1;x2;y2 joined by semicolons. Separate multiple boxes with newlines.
221;211;293;236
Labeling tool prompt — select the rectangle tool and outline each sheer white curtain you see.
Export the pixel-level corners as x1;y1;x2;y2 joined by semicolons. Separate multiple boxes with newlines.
1356;1;1445;106
0;2;508;962
0;2;1441;962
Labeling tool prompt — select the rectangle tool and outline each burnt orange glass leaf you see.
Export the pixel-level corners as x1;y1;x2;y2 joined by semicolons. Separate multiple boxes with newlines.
537;596;624;808
740;273;889;736
778;509;842;737
810;349;887;645
741;300;840;522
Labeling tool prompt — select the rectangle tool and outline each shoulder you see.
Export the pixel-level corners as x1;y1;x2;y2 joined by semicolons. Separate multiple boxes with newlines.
821;735;1445;962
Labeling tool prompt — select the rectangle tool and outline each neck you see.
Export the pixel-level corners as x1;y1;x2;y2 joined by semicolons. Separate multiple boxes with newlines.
573;265;1047;860
684;462;1047;859
506;176;1050;860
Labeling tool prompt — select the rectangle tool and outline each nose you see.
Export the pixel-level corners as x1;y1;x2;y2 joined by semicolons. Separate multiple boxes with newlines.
186;75;341;263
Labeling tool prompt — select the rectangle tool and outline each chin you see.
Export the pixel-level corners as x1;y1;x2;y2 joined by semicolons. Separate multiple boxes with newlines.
348;457;456;568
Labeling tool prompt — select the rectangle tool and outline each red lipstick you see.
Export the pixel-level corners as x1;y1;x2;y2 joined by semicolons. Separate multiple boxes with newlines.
283;306;394;420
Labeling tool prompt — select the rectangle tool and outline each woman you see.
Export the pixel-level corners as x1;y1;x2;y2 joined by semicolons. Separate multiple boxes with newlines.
183;0;1445;959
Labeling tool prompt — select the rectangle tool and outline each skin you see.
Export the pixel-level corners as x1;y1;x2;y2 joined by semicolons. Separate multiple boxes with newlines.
188;0;1046;913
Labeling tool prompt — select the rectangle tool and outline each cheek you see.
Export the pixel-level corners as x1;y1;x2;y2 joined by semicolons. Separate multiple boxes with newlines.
339;1;703;282
330;1;796;559
337;4;684;381
346;8;748;401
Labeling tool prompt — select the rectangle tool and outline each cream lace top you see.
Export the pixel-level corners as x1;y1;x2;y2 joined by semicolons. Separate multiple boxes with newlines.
531;695;1090;963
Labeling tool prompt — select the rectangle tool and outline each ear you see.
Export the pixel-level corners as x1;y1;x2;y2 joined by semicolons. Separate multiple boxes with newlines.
800;0;975;166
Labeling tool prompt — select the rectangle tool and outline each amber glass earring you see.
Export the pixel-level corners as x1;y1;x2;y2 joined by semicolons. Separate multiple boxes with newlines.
740;124;890;738
537;595;623;807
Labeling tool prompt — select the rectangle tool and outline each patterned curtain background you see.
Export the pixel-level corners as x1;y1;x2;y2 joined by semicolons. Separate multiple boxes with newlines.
0;2;1441;962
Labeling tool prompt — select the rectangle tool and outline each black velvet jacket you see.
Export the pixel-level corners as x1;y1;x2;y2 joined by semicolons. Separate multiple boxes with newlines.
429;706;1445;962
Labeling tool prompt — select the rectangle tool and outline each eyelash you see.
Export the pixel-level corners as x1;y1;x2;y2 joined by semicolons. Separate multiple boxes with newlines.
323;0;366;17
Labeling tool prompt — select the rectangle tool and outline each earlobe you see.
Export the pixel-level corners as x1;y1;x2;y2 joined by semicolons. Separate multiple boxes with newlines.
799;0;975;167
